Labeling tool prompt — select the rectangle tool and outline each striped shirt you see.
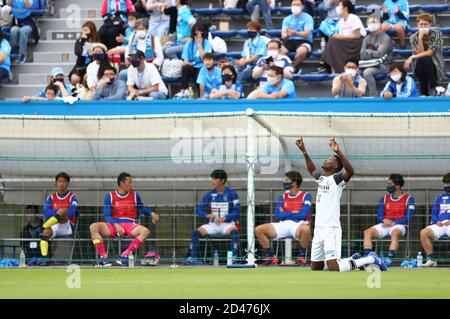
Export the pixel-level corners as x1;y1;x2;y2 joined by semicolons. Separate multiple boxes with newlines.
410;28;447;82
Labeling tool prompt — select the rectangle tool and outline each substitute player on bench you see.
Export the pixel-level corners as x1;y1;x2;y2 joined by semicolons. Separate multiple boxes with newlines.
255;171;311;266
40;172;79;265
363;174;415;267
184;169;240;265
89;172;159;267
420;172;450;267
296;137;387;271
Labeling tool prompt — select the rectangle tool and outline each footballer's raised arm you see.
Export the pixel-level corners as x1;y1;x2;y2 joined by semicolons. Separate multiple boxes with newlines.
296;138;319;179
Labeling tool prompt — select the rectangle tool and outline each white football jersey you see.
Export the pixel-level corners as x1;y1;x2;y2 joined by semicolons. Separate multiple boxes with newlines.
314;173;346;227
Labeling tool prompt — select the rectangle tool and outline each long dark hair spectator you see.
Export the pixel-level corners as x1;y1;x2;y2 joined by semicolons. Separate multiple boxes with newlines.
82;21;100;42
389;63;407;82
190;22;208;40
340;0;355;14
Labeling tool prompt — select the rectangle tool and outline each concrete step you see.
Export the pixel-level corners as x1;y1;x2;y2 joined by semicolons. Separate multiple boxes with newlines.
33;51;77;63
0;84;43;99
59;8;102;20
53;0;103;12
11;62;73;75
33;40;74;52
18;73;50;85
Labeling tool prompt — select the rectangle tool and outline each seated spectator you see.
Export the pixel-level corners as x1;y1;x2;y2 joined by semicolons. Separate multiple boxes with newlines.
235;21;267;83
23;83;69;102
0;3;12;36
380;0;409;49
247;0;273;30
9;0;39;64
317;0;341;39
86;43;112;92
93;65;127;100
69;22;100;86
248;66;297;99
124;18;163;69
321;0;366;73
380;62;418;99
38;68;73;98
179;23;212;93
99;0;136;49
196;53;222;99
20;214;43;264
108;11;139;54
331;58;366;97
210;65;243;99
145;0;176;38
405;13;447;96
253;39;294;87
0;29;11;83
281;0;314;72
360;14;392;97
127;50;168;99
163;0;196;60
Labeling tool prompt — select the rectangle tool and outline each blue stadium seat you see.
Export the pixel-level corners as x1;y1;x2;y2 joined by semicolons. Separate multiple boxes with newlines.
162;76;182;83
297;74;337;81
211;30;239;38
355;6;366;13
191;8;222;15
374;73;388;81
266;29;281;37
30;0;48;17
420;4;449;13
447;72;450;78
441;27;450;35
393;49;413;57
409;4;421;13
272;7;291;14
222;8;245;15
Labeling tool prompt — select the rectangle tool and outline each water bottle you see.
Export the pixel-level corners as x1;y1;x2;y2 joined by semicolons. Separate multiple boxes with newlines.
128;252;135;268
417;252;423;268
19;250;26;268
188;87;195;99
227;251;233;266
213;250;219;266
320;37;326;53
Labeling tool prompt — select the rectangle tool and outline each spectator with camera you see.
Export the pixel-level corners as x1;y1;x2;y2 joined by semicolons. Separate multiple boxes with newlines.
331;58;366;98
252;39;294;87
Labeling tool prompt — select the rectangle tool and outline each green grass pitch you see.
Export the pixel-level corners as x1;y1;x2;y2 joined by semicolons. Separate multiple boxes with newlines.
0;267;449;299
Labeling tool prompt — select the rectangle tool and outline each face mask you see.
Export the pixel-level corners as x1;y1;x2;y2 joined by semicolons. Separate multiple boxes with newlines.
445;186;450;193
335;6;343;16
222;74;233;82
283;182;292;190
419;27;430;34
93;53;105;61
390;73;401;82
268;49;279;59
128;21;136;28
136;30;147;39
291;6;302;15
267;76;279;86
344;68;356;77
387;185;397;194
108;78;115;85
367;23;381;32
131;59;142;68
248;31;257;38
53;77;65;83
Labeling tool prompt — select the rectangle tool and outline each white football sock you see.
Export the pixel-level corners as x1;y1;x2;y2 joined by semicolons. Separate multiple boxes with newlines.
354;256;375;268
337;259;352;272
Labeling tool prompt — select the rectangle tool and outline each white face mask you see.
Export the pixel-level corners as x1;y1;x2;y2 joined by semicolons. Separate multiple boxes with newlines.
335;6;343;17
419;27;430;34
136;30;147;39
344;68;357;77
291;6;302;15
268;50;279;59
391;73;402;82
367;23;381;32
128;21;136;28
267;76;279;86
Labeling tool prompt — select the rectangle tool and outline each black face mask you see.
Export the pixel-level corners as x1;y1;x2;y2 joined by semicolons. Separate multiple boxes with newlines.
222;74;233;82
248;31;257;38
93;53;106;61
53;77;65;84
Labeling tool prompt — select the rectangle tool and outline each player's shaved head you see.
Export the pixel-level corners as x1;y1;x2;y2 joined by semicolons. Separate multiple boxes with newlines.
321;155;343;174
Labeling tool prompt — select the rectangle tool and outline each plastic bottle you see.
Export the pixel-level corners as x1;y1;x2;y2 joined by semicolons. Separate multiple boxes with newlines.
213;250;219;266
227;251;233;266
19;250;26;268
128;252;135;268
417;252;423;268
320;37;326;53
188;87;195;99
